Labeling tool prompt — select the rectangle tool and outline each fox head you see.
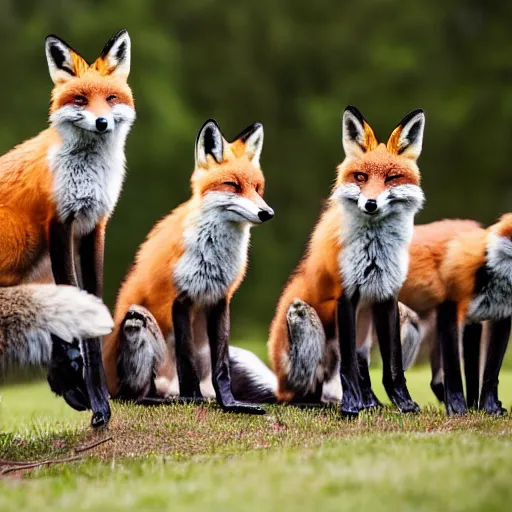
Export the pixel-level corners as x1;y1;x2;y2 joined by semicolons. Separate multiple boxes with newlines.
335;106;425;220
45;30;135;138
190;119;274;225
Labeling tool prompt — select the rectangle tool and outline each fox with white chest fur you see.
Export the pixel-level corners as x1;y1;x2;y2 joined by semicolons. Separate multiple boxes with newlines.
268;106;425;416
0;30;135;427
103;119;274;413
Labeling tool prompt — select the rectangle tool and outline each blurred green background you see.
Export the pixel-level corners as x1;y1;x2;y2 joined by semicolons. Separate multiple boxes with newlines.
1;0;512;341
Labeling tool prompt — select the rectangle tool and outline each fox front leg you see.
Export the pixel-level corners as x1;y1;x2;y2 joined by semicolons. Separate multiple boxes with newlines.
48;218;89;411
337;292;364;417
172;295;203;399
206;299;266;415
78;222;111;427
479;317;510;416
462;322;482;410
48;218;111;428
373;298;420;413
437;301;466;415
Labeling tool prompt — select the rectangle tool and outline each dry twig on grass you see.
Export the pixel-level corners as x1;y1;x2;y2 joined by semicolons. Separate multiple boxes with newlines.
0;435;113;476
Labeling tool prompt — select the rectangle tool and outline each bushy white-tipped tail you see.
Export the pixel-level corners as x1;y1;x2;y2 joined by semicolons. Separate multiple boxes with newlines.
229;346;277;403
30;285;114;341
0;284;113;370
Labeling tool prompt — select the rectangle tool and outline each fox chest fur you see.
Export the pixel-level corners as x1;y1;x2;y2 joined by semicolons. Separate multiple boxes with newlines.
49;135;126;236
466;234;512;323
339;211;414;303
173;209;251;306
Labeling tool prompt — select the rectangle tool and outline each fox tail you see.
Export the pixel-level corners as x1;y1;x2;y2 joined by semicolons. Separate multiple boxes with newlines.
229;346;277;403
0;284;113;371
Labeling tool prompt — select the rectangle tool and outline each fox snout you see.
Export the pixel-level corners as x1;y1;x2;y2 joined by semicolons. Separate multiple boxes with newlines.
358;194;383;215
95;117;109;132
363;199;378;214
258;206;274;223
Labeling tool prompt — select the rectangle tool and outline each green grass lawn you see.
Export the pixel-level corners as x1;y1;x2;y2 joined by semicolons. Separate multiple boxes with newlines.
1;363;512;512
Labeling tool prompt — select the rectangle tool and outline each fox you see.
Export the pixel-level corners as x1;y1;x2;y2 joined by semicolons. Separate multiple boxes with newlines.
268;106;426;416
396;215;512;415
0;30;135;427
102;119;275;414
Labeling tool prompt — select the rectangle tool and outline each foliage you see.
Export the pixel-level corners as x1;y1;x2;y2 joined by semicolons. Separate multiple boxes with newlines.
0;1;511;337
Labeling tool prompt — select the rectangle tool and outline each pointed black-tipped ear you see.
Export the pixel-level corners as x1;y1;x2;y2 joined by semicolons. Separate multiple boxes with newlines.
95;29;131;79
342;106;378;158
387;109;425;160
234;123;264;167
45;35;88;84
195;119;225;167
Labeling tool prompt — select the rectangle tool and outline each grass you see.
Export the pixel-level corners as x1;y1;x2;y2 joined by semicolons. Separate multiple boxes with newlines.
1;361;512;511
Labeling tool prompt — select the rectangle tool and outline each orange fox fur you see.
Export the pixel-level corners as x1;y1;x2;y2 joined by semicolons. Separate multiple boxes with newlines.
400;219;484;318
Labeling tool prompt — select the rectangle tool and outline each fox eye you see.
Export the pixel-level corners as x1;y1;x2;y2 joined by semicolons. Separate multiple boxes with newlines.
106;95;117;102
385;174;403;183
224;181;241;192
73;95;88;106
354;172;368;183
256;184;263;195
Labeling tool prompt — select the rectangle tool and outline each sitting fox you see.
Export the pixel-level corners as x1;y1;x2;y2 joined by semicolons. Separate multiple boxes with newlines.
0;31;134;426
103;119;275;413
266;107;426;415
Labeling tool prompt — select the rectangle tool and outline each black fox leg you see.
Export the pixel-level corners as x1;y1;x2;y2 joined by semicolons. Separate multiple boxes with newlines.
206;299;265;414
172;296;202;399
462;323;482;410
47;336;88;411
430;329;445;403
48;218;111;427
79;225;111;427
48;219;91;412
357;351;383;410
337;292;363;417
116;305;166;401
373;298;419;413
81;337;110;427
437;301;466;415
480;317;510;416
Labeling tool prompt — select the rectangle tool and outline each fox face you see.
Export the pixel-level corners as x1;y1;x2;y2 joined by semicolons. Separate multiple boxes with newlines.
45;30;135;138
191;120;274;225
335;106;425;220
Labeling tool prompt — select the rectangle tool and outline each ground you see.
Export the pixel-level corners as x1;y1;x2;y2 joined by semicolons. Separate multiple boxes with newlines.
1;346;512;511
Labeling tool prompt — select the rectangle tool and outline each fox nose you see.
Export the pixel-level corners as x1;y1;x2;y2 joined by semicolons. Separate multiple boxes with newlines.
364;199;378;213
258;208;274;222
95;117;108;132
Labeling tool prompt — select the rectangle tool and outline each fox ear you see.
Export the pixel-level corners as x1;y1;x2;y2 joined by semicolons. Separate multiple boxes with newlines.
45;35;88;84
95;30;131;79
195;119;225;167
387;109;425;160
234;123;264;167
342;106;378;159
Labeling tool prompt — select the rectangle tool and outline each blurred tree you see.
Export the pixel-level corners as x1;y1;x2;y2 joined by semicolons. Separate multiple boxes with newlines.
0;0;511;342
